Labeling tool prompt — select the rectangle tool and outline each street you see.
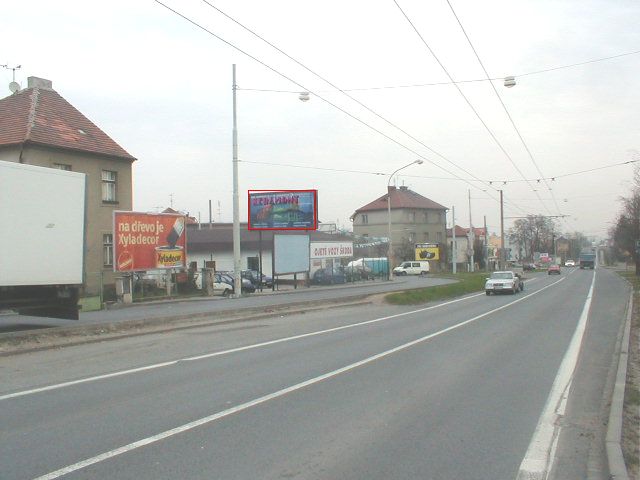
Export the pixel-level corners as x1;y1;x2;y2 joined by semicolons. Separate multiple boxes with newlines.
0;267;628;479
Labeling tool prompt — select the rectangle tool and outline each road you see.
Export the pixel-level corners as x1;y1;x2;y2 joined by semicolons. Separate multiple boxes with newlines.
0;267;628;479
0;276;453;333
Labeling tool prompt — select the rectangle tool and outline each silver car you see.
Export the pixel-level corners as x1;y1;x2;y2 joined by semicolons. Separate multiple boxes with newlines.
485;271;523;295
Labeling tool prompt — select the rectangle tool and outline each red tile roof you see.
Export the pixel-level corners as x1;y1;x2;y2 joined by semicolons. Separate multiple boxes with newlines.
446;225;487;237
0;86;135;161
354;186;447;214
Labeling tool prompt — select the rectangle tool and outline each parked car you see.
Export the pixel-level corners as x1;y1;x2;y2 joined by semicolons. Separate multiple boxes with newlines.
523;263;536;271
548;264;561;275
212;273;234;296
242;270;274;288
392;261;430;276
312;267;346;285
564;259;575;267
218;272;256;293
485;271;523;295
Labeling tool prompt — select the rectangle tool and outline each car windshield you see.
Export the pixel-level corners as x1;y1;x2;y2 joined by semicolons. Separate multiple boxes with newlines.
491;272;513;279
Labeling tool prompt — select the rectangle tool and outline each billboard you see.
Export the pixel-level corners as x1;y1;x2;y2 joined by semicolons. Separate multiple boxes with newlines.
248;190;317;230
415;243;440;261
114;212;187;272
273;235;310;275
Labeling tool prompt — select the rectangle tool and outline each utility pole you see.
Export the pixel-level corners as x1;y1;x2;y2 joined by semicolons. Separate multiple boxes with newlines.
452;206;457;274
500;190;505;270
232;65;242;298
484;215;488;272
468;190;474;272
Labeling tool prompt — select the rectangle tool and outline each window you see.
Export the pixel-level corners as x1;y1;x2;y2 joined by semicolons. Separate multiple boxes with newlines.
361;214;368;224
53;163;71;171
103;234;113;267
102;170;117;202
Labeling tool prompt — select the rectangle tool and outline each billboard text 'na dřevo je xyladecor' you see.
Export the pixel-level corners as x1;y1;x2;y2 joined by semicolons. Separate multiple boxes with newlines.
248;190;318;231
113;211;187;272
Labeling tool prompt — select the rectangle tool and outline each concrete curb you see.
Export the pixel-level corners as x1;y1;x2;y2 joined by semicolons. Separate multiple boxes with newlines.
606;291;632;480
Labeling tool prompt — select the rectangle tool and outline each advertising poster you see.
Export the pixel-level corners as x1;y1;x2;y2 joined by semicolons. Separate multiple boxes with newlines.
310;242;354;259
415;243;440;261
248;190;317;230
113;212;187;272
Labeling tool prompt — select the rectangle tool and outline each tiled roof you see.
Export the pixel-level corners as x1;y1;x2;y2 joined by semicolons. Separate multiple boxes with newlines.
446;225;487;237
354;186;447;214
0;86;135;161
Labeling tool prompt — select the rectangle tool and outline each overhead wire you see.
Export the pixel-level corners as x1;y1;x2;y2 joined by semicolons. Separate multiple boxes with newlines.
153;0;511;210
443;0;564;223
392;0;554;217
197;0;517;209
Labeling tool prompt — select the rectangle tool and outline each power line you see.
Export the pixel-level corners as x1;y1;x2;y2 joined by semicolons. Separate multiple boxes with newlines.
196;0;512;206
392;0;553;216
444;0;564;222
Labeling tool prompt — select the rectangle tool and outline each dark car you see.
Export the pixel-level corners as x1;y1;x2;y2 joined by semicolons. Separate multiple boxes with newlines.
242;270;273;288
523;263;536;271
312;267;346;285
547;264;561;275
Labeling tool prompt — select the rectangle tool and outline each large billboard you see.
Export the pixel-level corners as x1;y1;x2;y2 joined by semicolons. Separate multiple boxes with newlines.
248;190;317;230
114;212;187;272
273;234;310;275
415;243;440;261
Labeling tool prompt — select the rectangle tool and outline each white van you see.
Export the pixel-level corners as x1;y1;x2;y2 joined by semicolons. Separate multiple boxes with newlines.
393;261;430;276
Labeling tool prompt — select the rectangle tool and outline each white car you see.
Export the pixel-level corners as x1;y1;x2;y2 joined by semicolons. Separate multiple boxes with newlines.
485;271;523;295
565;259;575;267
393;261;430;276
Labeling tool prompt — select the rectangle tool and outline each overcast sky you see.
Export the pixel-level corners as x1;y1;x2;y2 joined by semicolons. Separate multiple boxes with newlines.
4;0;639;238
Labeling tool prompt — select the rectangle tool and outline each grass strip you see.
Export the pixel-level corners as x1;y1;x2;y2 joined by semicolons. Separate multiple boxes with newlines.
385;272;488;305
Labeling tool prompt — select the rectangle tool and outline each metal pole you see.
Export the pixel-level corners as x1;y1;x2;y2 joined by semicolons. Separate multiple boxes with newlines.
500;190;505;270
484;215;488;272
468;189;474;272
452;206;457;274
387;182;393;280
232;65;242;298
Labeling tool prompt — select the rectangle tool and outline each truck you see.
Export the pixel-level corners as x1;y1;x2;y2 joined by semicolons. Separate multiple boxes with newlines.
579;250;597;270
0;161;86;319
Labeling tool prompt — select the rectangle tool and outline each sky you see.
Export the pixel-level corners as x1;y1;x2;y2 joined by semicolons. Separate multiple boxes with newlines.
3;0;639;239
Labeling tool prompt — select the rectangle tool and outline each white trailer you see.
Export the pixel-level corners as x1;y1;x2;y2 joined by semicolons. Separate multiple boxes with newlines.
0;160;86;319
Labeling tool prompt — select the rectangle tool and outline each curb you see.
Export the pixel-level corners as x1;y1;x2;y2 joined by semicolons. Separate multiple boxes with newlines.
606;291;632;480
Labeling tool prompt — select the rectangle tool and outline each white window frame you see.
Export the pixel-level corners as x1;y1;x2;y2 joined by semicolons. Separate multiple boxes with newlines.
102;170;117;202
103;233;113;267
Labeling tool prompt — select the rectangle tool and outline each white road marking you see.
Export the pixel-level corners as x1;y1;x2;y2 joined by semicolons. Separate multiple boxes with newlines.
33;279;562;480
2;291;485;401
516;270;596;480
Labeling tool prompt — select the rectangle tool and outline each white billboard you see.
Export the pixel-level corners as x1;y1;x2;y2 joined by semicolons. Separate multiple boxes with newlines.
310;242;353;259
273;235;310;274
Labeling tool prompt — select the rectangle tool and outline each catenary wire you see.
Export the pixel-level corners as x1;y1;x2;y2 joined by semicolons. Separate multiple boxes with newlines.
197;0;511;204
153;0;513;211
444;0;564;222
393;0;553;215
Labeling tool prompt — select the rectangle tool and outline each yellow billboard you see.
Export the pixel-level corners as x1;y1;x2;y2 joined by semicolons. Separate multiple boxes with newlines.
415;243;440;261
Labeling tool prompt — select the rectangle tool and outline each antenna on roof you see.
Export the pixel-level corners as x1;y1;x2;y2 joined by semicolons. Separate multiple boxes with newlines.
2;64;21;93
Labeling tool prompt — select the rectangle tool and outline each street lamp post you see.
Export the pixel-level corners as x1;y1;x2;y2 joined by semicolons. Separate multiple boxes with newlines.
387;160;423;279
232;65;242;298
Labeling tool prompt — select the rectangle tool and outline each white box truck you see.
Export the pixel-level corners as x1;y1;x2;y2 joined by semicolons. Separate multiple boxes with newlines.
0;161;86;319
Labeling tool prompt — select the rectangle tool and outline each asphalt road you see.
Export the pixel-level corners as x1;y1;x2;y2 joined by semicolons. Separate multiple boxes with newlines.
0;275;453;333
0;267;628;479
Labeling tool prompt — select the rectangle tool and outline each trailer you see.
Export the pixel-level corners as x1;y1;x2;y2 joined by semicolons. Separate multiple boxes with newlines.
0;161;86;319
579;250;596;270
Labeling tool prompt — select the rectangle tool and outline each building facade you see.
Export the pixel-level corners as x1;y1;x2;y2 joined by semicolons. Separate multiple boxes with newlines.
0;77;135;294
351;186;447;268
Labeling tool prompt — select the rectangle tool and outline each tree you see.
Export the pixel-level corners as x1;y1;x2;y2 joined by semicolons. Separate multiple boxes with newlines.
610;162;640;274
508;215;558;260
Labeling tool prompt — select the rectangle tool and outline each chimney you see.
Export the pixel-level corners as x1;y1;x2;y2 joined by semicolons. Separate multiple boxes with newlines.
387;186;396;193
27;77;53;90
399;185;409;191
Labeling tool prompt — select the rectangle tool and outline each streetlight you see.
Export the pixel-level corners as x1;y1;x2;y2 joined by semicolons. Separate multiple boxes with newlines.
387;159;423;278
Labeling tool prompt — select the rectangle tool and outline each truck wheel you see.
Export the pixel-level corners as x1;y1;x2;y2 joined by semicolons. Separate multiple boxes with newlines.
486;290;491;295
420;271;428;276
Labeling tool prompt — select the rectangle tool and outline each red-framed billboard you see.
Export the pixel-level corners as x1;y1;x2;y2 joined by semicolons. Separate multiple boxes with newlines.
248;190;318;231
113;211;187;272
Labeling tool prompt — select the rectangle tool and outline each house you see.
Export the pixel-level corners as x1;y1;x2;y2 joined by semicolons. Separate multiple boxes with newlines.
186;223;353;276
446;225;487;271
0;76;136;294
351;186;447;268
